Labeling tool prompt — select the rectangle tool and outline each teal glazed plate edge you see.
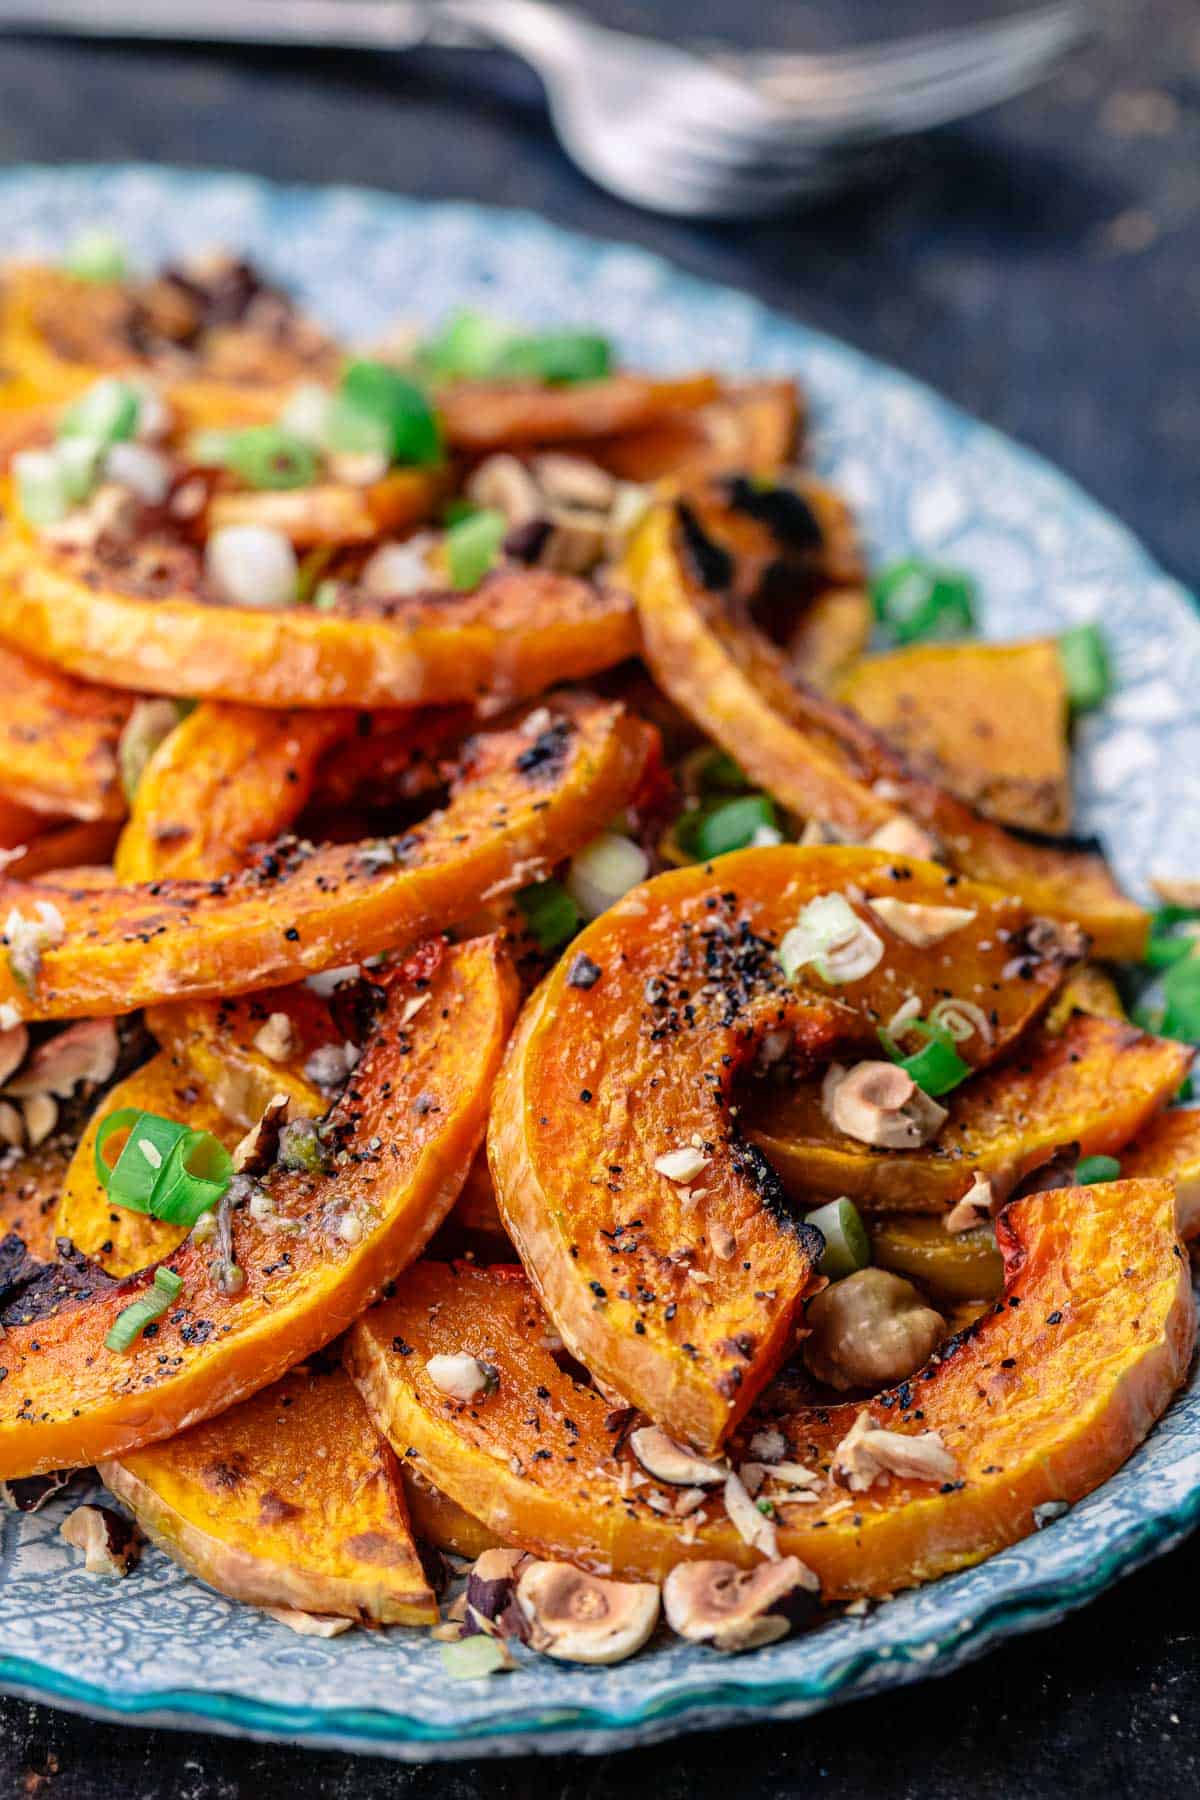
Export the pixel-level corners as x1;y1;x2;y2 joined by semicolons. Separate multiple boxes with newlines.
0;164;1198;1761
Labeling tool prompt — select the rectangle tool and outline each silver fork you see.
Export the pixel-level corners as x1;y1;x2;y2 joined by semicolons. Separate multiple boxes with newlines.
0;0;1090;218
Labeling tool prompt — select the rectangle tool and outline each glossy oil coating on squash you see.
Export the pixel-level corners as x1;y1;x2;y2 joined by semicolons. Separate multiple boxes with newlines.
0;938;518;1477
488;844;1078;1453
0;697;652;1021
101;1362;437;1625
0;495;640;709
147;987;334;1134
0;645;131;823
349;1182;1193;1596
745;1012;1194;1212
626;490;1147;960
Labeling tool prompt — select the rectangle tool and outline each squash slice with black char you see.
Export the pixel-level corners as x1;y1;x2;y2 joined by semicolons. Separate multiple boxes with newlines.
744;1012;1194;1213
0;696;653;1021
0;935;517;1478
101;1362;438;1626
488;844;1080;1454
349;1177;1194;1598
625;483;1147;960
0;482;641;709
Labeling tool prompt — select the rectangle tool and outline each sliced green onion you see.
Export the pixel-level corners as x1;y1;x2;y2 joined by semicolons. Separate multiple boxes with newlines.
684;795;776;861
63;229;128;283
779;893;884;985
494;331;612;386
336;361;441;466
312;580;342;612
871;558;976;644
187;428;236;466
424;310;520;380
296;545;336;607
565;832;650;920
878;1017;971;1098
59;377;140;446
1143;907;1199;971
515;879;581;951
278;382;334;447
13;448;72;526
698;749;749;794
422;311;612;386
1162;954;1200;1043
1058;623;1112;712
56;436;105;505
219;426;319;491
803;1197;871;1281
105;1266;185;1352
446;508;507;590
1075;1154;1121;1185
95;1107;232;1226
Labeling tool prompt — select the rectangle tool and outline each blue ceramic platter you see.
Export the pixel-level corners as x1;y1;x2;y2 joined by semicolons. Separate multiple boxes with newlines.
0;164;1197;1761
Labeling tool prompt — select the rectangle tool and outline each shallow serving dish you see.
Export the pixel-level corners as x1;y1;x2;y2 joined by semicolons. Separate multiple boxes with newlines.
0;162;1197;1760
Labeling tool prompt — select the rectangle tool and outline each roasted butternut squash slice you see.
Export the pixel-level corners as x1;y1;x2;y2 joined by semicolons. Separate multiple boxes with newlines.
401;1465;502;1562
0;645;130;823
349;1181;1193;1597
0;261;337;402
0;696;652;1021
625;490;1147;960
0;796;58;853
745;1012;1193;1213
437;372;720;453
101;1363;437;1625
1121;1107;1200;1240
206;466;446;549
0;821;120;880
591;380;801;484
116;704;349;883
835;641;1072;836
0;936;517;1478
488;844;1078;1453
0;490;641;708
1044;964;1125;1034
0;1136;74;1260
866;1216;1003;1301
56;1049;241;1277
147;988;333;1131
117;700;469;884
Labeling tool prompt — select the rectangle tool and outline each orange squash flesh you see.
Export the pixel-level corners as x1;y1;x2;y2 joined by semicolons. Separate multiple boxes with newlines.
101;1363;437;1625
147;988;333;1130
55;1050;246;1278
401;1465;502;1562
437;372;721;453
834;640;1072;837
488;844;1077;1453
0;697;653;1021
0;498;640;709
590;380;801;484
349;1184;1194;1597
116;704;349;882
0;823;121;881
0;938;518;1478
626;495;1147;961
744;1013;1194;1212
1120;1107;1200;1240
0;644;131;822
0;1136;74;1260
118;700;472;884
206;466;446;549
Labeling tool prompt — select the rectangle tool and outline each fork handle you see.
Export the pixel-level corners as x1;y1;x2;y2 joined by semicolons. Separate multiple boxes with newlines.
0;0;465;53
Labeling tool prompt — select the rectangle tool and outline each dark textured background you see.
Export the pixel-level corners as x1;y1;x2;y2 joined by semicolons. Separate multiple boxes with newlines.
0;1;1197;1792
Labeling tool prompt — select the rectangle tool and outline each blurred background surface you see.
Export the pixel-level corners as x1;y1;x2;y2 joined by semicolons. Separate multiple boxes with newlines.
0;4;1197;1796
